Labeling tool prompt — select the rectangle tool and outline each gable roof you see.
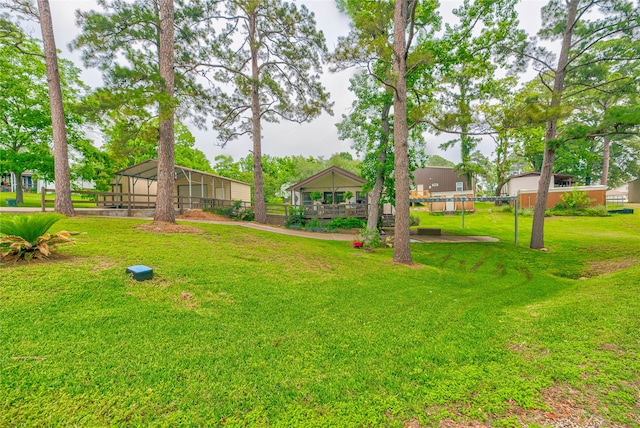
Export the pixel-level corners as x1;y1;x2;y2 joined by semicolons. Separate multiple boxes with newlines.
113;159;251;186
286;166;365;191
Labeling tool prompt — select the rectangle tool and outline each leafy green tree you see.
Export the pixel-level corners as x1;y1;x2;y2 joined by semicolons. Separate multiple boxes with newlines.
72;0;216;222
211;155;253;184
211;153;360;204
103;118;212;172
478;77;538;198
425;155;455;167
69;138;113;191
1;0;78;214
606;136;640;188
205;0;332;224
0;18;87;205
0;22;52;205
71;0;212;123
428;0;524;189
562;53;640;187
325;152;361;175
517;0;640;249
335;71;395;231
334;0;437;249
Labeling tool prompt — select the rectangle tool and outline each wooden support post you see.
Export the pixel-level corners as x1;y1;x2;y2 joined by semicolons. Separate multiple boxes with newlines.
127;177;132;217
514;197;519;244
41;187;46;212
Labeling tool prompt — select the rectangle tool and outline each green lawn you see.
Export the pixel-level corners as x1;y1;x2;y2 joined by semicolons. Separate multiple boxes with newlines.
1;205;639;426
0;191;96;208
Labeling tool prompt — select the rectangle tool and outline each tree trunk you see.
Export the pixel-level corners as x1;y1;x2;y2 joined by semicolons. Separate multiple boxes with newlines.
366;102;392;231
15;172;24;205
366;149;388;231
459;81;473;188
530;147;556;248
392;0;412;265
601;136;610;187
154;0;176;224
249;11;267;224
494;177;507;206
530;0;578;249
37;0;74;216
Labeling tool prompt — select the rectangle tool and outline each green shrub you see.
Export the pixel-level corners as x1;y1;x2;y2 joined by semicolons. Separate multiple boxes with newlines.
518;208;535;217
231;208;254;221
286;207;305;227
326;217;366;230
309;191;322;203
550;204;611;217
266;196;284;204
209;206;233;217
0;214;76;262
559;188;594;210
306;218;321;229
409;215;420;226
358;228;382;249
207;201;254;221
0;213;64;244
584;205;610;217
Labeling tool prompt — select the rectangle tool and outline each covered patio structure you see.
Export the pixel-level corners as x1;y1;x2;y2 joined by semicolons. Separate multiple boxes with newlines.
104;159;252;212
286;166;370;219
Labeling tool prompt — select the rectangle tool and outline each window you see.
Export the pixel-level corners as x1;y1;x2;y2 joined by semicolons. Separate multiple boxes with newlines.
302;192;313;205
456;182;463;192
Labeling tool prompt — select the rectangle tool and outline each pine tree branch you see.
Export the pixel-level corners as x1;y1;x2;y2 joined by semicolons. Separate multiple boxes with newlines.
563;76;632;99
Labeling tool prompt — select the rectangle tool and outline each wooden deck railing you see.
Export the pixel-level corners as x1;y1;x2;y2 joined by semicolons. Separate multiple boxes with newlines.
301;203;369;219
40;189;377;222
40;188;249;216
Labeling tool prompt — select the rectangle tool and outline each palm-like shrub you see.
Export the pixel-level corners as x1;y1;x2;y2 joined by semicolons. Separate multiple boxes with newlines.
0;214;76;262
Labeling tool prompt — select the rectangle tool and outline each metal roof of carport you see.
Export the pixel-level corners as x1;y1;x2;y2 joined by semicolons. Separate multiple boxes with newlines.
113;159;251;186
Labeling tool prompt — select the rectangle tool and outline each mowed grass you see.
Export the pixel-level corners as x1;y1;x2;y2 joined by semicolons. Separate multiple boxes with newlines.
1;205;639;427
1;191;96;208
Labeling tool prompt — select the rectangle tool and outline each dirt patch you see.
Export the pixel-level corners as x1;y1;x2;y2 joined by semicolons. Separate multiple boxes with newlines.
584;256;639;277
136;221;203;234
0;251;74;267
176;209;231;222
510;384;622;428
419;383;625;427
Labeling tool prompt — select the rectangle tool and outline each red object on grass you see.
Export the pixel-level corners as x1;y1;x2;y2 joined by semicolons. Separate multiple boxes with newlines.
352;241;364;248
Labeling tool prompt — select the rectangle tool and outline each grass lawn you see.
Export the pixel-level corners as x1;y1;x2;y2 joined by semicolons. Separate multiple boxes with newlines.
1;204;639;426
0;191;96;209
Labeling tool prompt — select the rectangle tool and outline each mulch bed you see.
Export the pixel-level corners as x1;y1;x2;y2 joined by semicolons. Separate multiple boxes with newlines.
176;210;231;222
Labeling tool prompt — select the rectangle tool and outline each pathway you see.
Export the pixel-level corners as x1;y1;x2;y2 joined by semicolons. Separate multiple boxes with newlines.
0;207;499;243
